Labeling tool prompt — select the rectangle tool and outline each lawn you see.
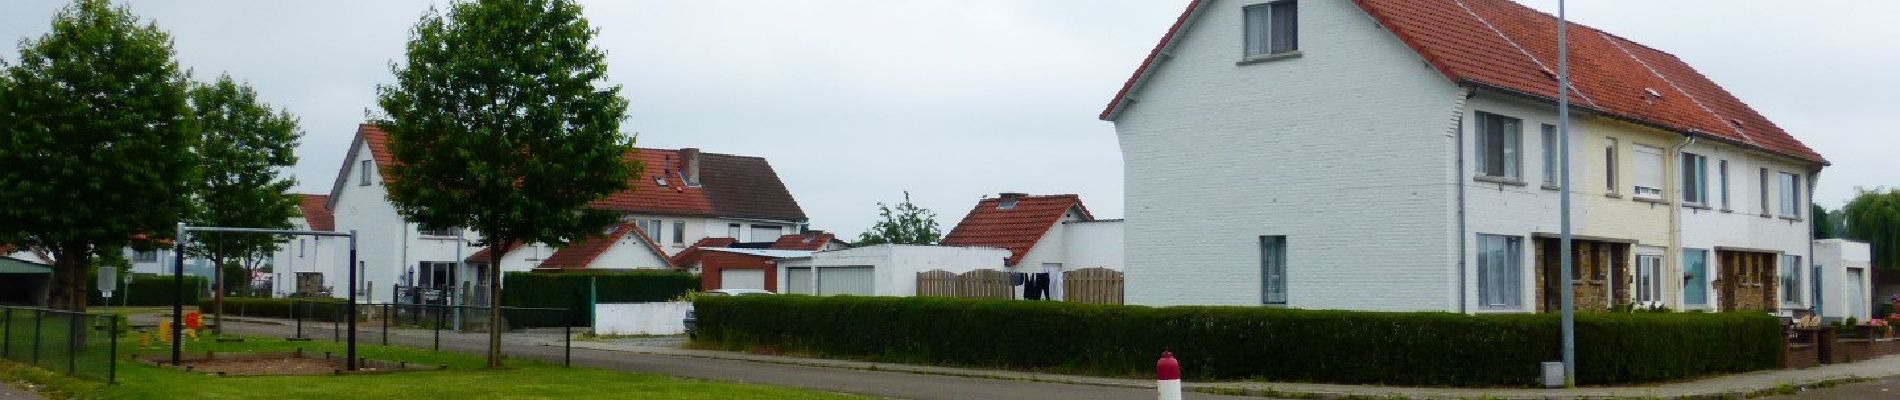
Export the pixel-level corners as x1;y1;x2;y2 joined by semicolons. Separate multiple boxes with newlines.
4;333;870;400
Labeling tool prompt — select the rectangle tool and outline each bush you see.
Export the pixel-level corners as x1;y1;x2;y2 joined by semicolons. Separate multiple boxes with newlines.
693;296;1783;386
499;270;698;327
197;297;352;322
91;274;205;306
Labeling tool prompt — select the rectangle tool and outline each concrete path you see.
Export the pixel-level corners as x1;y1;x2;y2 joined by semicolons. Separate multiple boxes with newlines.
137;315;1261;400
1762;375;1900;399
149;314;1900;399
0;382;44;400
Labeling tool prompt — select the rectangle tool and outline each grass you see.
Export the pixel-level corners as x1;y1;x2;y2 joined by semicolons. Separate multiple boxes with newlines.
6;333;871;400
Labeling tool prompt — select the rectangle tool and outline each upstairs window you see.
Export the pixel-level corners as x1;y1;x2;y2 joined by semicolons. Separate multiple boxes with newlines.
1603;138;1619;195
1681;152;1708;206
1759;168;1771;214
672;221;686;245
1779;172;1802;217
1718;160;1731;210
726;223;741;239
1541;124;1558;187
418;224;460;237
635;219;662;241
1474;112;1522;180
1243;1;1298;56
359;160;372;186
133;249;158;263
1632;145;1665;200
749;225;783;242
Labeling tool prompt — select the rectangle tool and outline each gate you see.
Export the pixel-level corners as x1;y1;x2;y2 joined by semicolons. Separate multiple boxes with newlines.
1063;267;1124;305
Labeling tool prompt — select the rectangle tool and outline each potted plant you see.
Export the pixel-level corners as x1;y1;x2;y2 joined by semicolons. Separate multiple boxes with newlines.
1872;318;1894;340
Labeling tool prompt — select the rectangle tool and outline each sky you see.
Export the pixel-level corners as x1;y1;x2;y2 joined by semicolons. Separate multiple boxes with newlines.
1;0;1893;237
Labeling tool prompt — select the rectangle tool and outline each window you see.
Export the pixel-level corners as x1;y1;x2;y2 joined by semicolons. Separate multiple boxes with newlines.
1718;160;1730;210
672;221;686;245
1781;255;1803;305
1681;152;1707;205
1541;124;1558;187
1778;172;1801;217
1683;249;1709;307
1603;138;1618;194
1260;236;1287;305
1636;254;1663;304
1632;145;1664;199
1476;234;1522;310
749;225;783;242
359;160;372;186
298;239;306;258
133;249;158;263
997;198;1019;210
726;223;742;239
1243;1;1298;56
1474;112;1522;180
417;224;459;237
635;219;662;240
1759;168;1771;215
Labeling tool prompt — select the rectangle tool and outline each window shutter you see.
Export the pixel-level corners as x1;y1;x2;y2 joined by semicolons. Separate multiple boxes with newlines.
1632;145;1664;198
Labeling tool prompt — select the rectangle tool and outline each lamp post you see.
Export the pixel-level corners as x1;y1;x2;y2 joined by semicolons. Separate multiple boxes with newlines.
1556;0;1577;387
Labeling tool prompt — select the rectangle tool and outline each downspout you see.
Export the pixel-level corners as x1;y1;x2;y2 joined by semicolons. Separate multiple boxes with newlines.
1808;167;1821;314
1670;135;1697;309
1455;97;1471;314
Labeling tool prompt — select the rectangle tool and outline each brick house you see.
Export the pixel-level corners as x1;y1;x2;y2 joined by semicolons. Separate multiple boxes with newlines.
1102;0;1823;312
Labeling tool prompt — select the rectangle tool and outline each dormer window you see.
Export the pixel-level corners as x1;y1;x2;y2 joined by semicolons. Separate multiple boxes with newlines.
1243;1;1298;57
655;175;669;187
998;198;1019;210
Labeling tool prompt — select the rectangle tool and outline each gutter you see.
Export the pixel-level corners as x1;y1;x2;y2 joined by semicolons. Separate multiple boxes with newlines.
1455;97;1470;314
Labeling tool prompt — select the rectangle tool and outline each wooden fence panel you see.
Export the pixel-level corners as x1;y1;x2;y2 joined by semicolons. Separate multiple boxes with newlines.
1063;268;1123;305
957;269;1015;300
916;270;957;297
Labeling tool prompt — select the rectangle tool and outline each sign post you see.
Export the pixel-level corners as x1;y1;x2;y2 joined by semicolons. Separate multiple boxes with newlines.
97;266;118;311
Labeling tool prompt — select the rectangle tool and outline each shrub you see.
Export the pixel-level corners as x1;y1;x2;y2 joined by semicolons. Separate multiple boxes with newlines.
499;270;698;327
694;296;1782;386
92;274;205;307
197;297;352;322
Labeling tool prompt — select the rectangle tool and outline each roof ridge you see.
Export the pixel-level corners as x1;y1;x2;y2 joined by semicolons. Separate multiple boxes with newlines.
1596;31;1757;147
1449;0;1600;109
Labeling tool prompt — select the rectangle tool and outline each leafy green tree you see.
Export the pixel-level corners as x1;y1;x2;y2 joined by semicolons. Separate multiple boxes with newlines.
0;0;197;312
378;0;634;367
1843;188;1900;269
856;191;942;245
1813;204;1835;239
188;75;303;331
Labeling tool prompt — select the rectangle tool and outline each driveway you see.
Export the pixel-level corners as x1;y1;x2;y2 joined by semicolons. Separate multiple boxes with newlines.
141;315;1264;400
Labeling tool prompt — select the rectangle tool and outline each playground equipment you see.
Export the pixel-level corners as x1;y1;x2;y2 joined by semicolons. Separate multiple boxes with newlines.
171;223;360;370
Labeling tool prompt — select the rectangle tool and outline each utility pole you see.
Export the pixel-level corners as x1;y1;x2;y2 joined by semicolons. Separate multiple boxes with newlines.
1557;0;1577;388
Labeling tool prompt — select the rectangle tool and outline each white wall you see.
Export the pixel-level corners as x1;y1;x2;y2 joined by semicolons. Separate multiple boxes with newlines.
1814;239;1872;321
268;216;344;296
1114;0;1464;309
1457;93;1585;313
1678;138;1816;313
593;301;690;335
625;215;803;256
588;234;672;270
1061;220;1123;270
1014;207;1085;272
776;245;1010;297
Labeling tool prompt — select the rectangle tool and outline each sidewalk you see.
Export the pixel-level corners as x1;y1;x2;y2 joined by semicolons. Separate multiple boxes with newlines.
555;336;1898;400
0;382;44;400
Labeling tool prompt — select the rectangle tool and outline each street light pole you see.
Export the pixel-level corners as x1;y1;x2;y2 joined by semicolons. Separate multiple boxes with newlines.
1557;0;1577;387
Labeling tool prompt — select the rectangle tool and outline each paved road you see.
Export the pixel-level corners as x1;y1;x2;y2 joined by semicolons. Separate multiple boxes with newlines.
1762;376;1900;399
150;316;1264;400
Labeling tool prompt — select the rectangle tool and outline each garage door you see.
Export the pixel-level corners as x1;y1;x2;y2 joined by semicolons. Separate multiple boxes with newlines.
785;267;812;295
817;266;874;296
720;269;766;291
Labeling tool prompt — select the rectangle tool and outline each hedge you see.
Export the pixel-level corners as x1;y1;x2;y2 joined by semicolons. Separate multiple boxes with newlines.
92;275;205;307
499;270;698;327
197;297;353;322
693;296;1783;386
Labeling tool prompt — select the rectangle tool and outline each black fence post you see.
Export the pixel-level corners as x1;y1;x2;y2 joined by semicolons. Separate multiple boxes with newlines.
331;303;339;342
382;303;390;346
433;305;442;351
66;314;78;374
294;299;305;339
564;314;572;368
3;308;12;358
32;309;43;365
109;315;119;384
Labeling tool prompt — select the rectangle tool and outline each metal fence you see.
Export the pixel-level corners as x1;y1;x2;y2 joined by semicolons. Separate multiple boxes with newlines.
216;300;573;367
0;306;118;383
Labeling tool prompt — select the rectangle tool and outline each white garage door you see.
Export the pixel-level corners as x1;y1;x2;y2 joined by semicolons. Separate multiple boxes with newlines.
817;266;874;296
720;269;766;291
785;267;813;295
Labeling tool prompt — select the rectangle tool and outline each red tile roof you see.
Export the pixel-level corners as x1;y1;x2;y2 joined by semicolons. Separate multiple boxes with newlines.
345;124;807;220
941;194;1092;266
536;223;674;270
769;231;836;251
670;237;737;267
466;241;523;263
297;194;335;231
1101;0;1823;164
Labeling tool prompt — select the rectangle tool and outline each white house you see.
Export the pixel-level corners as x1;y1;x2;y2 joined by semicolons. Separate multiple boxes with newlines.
268;194;346;296
323;124;811;299
1813;239;1873;322
940;193;1123;300
775;245;1011;297
1101;0;1824;312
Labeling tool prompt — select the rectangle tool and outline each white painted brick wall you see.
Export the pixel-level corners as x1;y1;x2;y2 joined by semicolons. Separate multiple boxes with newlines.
1113;0;1464;309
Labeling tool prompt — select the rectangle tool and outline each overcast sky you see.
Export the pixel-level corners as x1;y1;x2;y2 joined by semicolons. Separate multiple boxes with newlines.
2;0;1894;237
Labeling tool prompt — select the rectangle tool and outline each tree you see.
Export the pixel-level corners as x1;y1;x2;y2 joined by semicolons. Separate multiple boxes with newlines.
188;75;303;332
1813;204;1835;239
856;191;942;245
377;0;634;368
1843;188;1900;269
0;0;197;312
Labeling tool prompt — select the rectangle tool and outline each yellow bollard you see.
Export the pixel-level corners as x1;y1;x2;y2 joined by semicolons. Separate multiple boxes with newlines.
157;321;174;346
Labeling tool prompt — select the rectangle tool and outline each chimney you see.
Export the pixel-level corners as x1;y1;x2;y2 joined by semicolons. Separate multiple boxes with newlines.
679;148;701;185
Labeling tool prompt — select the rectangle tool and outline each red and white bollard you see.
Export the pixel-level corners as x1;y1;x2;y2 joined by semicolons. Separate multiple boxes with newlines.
1156;351;1182;400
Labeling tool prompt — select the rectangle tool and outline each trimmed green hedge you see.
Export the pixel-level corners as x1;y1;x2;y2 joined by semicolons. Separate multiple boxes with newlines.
693;296;1783;386
500;270;699;327
198;297;352;322
92;275;205;307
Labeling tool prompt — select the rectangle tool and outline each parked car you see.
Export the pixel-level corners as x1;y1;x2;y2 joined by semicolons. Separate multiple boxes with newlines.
684;289;774;338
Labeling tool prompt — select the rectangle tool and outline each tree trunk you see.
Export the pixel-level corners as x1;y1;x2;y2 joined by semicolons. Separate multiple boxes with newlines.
487;243;504;368
48;242;92;312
